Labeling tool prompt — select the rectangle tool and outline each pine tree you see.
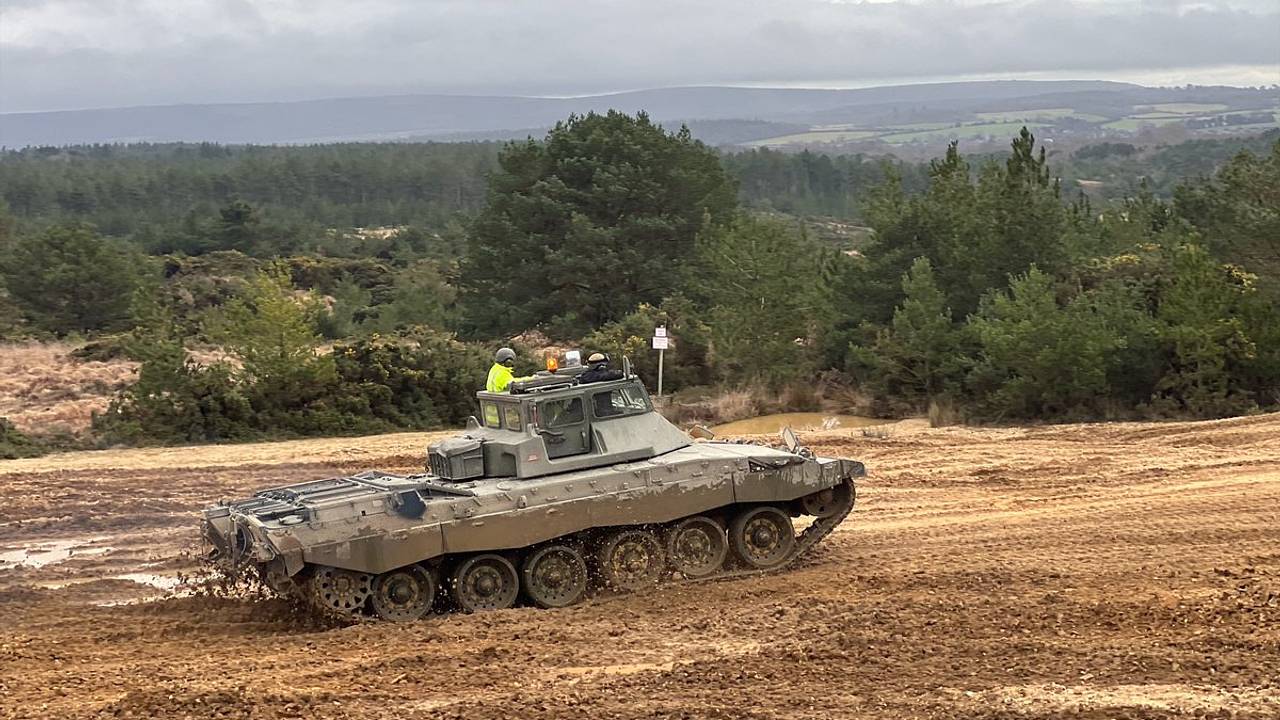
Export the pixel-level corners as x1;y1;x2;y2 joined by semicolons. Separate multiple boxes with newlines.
853;257;966;409
459;112;738;338
0;223;142;335
967;266;1125;420
699;216;831;389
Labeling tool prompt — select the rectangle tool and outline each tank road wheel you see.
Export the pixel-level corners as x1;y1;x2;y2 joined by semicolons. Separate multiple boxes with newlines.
310;566;374;615
371;564;438;622
799;481;853;519
597;529;665;591
451;554;519;612
664;516;728;579
521;544;589;609
730;507;796;570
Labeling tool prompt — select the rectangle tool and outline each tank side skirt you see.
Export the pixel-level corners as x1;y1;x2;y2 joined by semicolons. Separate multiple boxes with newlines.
437;470;739;554
301;524;445;575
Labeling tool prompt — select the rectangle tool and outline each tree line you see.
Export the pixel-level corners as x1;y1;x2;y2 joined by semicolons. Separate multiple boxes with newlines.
1;112;1276;451
7;131;1267;244
0;141;919;242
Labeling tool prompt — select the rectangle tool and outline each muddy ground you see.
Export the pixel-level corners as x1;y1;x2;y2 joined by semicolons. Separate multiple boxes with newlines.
1;416;1277;719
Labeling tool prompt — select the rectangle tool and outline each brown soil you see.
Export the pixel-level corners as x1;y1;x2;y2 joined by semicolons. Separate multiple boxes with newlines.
1;414;1277;719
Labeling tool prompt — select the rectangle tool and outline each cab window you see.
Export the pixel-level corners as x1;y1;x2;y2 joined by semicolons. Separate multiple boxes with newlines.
540;397;584;428
481;401;501;428
592;386;649;419
503;404;523;431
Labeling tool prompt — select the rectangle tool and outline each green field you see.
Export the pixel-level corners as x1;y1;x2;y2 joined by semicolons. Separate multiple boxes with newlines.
743;101;1277;149
1103;117;1185;131
879;121;954;131
1140;103;1229;115
749;120;1058;147
878;121;1052;144
747;129;878;146
975;108;1108;123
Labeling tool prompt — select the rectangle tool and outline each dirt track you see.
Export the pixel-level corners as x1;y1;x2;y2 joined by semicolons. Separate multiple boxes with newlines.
1;415;1277;719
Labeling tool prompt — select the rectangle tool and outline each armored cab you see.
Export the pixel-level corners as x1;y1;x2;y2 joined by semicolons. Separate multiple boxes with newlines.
202;365;864;620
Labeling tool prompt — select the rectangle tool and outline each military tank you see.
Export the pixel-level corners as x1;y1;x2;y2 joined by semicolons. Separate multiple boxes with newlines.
201;357;864;620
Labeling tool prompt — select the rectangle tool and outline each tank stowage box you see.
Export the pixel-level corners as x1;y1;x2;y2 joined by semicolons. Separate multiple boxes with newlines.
202;370;864;620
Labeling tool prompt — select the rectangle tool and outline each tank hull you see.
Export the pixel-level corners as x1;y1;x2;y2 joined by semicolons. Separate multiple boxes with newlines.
203;441;864;617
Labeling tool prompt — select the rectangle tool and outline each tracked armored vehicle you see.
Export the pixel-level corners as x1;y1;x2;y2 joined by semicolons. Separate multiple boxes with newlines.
202;362;864;620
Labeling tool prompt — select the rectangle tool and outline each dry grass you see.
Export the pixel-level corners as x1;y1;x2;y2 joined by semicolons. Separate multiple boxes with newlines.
663;388;765;426
927;397;964;427
708;390;760;422
664;380;877;428
0;342;138;435
860;425;894;439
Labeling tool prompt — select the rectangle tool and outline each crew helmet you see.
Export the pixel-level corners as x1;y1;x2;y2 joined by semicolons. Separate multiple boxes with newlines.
587;352;607;364
495;347;516;365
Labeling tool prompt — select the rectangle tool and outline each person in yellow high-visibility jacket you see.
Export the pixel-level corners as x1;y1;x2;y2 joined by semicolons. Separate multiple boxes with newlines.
486;347;529;392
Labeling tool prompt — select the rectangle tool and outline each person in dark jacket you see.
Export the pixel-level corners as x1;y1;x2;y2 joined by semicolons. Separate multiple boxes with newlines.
579;352;623;384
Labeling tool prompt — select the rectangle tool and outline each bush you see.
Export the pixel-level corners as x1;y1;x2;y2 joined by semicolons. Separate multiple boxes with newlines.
97;266;495;444
70;334;135;362
1146;243;1257;418
94;339;257;445
98;266;342;444
0;417;43;459
331;328;492;430
967;267;1126;420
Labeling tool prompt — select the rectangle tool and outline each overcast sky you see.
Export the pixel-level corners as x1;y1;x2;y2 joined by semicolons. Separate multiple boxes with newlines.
1;0;1278;112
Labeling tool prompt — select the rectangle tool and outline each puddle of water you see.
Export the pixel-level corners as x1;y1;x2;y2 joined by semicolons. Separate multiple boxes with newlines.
711;413;889;436
0;537;115;569
111;573;184;591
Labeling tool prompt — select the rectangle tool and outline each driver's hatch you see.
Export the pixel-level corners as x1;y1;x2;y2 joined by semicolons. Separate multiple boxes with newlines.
535;396;590;458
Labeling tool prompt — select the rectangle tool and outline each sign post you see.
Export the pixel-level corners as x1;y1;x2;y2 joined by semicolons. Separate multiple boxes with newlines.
652;326;669;397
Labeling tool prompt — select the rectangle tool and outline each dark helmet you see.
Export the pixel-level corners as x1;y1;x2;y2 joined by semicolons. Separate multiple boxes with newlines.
495;347;516;365
587;352;607;364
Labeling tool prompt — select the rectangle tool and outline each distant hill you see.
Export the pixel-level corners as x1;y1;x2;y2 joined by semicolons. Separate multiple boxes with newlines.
0;80;1137;147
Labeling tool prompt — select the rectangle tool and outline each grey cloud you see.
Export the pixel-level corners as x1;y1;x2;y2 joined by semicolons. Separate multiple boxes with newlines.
1;0;1277;112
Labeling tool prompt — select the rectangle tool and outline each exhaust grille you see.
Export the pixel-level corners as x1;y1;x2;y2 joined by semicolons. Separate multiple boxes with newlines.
428;450;449;478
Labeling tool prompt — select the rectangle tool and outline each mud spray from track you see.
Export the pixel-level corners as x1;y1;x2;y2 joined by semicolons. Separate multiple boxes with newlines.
1;416;1277;719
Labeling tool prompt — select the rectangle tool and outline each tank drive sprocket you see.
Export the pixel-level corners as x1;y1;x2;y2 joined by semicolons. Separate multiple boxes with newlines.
310;566;373;614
